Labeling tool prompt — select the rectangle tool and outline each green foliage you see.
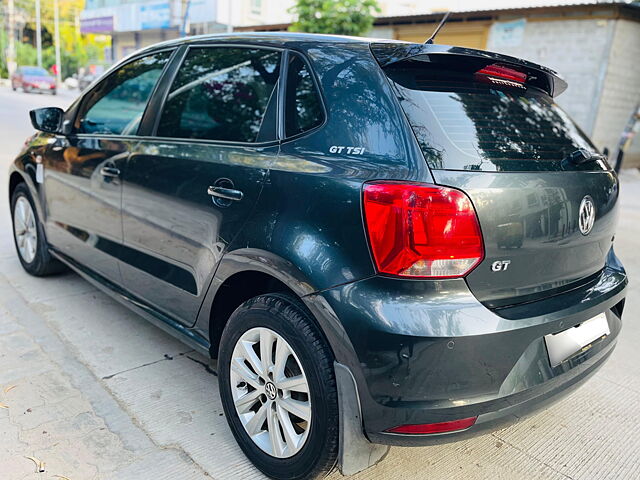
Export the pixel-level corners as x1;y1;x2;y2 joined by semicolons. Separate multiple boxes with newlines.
17;42;39;67
60;42;104;79
0;29;7;77
289;0;380;37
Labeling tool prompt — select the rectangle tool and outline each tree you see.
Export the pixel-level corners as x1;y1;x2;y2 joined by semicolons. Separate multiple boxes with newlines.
289;0;380;37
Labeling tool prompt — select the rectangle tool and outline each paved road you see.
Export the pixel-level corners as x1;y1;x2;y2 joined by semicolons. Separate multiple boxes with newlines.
1;85;639;480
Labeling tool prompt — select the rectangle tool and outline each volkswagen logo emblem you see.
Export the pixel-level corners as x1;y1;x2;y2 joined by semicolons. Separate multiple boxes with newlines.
578;195;596;235
265;382;277;400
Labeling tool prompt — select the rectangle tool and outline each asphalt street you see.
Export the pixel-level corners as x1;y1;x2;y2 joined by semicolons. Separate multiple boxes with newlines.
0;85;639;479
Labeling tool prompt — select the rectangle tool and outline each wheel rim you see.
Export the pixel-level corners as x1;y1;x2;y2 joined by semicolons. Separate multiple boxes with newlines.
13;196;38;264
230;327;312;458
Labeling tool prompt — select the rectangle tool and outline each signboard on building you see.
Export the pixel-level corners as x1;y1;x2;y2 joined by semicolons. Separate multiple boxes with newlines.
188;0;218;24
80;16;114;34
140;3;171;30
490;19;526;48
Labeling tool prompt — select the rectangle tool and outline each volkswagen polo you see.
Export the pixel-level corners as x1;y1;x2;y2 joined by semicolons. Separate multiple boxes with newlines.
8;33;627;479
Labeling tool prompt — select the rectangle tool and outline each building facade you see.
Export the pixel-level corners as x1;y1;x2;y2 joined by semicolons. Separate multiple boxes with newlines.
80;0;296;60
80;0;194;60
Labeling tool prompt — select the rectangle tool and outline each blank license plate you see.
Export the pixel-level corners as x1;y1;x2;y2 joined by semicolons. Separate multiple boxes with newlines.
544;312;610;367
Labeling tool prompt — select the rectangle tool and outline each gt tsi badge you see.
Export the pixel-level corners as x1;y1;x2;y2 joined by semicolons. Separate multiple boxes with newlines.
329;145;365;155
578;195;596;235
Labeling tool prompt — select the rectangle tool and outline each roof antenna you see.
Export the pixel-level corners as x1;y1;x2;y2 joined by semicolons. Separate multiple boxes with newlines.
425;11;451;44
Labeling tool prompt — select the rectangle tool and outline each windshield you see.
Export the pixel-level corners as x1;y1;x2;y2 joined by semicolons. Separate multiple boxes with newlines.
22;67;50;77
386;64;609;172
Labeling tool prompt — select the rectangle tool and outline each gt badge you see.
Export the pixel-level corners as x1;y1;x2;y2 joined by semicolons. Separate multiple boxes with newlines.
491;260;511;272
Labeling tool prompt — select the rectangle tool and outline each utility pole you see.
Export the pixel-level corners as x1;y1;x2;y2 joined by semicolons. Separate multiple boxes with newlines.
54;0;62;84
226;0;232;33
35;0;42;67
180;0;192;37
7;0;17;77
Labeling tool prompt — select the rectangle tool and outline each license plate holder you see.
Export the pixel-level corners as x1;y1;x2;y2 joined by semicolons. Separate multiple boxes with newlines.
544;312;610;367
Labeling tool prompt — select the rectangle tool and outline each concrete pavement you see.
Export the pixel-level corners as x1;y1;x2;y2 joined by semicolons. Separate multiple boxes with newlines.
1;85;639;479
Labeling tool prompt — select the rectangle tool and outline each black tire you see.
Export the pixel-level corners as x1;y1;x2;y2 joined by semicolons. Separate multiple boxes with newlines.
52;89;57;96
10;183;65;276
218;293;339;480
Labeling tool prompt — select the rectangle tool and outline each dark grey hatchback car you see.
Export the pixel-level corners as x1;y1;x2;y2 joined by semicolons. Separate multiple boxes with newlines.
9;33;627;479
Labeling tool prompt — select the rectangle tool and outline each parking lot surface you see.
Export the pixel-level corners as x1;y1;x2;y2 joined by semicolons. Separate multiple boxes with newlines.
1;86;639;479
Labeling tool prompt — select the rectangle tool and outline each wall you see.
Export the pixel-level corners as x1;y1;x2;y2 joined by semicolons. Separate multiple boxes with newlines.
486;17;615;139
112;31;136;59
396;20;490;49
218;0;295;28
592;19;640;166
112;29;179;59
370;26;395;39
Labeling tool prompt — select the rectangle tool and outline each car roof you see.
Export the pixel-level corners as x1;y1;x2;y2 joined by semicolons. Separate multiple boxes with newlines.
131;32;566;96
18;66;49;73
138;31;408;54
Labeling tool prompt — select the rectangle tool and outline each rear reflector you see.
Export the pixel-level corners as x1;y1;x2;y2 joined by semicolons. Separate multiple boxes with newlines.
363;182;484;278
386;417;478;435
476;64;527;84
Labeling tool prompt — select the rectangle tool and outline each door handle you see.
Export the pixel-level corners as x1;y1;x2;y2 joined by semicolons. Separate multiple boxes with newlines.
207;186;244;202
100;166;121;178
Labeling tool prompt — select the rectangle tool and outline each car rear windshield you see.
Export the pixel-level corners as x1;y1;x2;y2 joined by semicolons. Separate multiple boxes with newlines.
385;62;609;172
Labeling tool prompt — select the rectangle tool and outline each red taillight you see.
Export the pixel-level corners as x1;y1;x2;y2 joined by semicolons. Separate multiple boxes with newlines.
386;417;478;435
362;182;484;278
476;64;527;83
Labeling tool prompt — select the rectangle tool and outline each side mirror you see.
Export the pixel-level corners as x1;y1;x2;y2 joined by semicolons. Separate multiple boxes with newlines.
602;147;610;158
29;107;64;134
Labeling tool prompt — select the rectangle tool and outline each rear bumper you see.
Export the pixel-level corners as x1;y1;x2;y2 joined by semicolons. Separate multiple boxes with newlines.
316;251;627;446
371;323;617;446
22;83;56;91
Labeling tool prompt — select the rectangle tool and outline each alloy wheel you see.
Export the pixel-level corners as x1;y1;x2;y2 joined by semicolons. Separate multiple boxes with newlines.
230;327;312;458
13;196;38;264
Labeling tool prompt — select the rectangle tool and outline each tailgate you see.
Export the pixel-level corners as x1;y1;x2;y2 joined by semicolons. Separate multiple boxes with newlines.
376;42;619;306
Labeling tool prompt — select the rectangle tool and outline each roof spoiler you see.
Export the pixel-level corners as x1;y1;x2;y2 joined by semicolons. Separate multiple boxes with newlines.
370;42;567;97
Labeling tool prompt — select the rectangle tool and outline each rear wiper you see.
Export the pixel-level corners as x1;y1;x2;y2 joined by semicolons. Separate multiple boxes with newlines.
562;149;606;166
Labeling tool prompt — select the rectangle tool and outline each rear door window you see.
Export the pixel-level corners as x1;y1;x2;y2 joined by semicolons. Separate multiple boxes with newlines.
284;52;324;137
157;47;281;143
385;63;608;172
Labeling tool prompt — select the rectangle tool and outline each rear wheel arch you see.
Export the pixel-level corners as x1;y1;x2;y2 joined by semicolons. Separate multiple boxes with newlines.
206;265;351;368
202;250;362;376
208;270;304;359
